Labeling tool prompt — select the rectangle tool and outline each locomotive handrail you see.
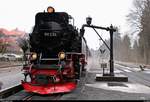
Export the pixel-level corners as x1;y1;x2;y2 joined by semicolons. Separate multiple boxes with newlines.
40;58;59;60
66;52;82;55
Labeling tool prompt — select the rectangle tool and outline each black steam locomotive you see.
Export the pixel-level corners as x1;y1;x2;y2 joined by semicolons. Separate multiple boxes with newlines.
22;6;89;94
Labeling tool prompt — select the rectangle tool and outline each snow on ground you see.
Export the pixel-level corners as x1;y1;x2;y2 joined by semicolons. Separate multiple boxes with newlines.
0;66;23;90
86;59;150;95
116;63;150;74
85;82;150;94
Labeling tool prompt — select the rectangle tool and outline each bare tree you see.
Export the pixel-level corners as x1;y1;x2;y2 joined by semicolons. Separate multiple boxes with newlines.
127;0;150;64
17;38;29;53
16;35;29;64
0;40;10;54
127;0;145;35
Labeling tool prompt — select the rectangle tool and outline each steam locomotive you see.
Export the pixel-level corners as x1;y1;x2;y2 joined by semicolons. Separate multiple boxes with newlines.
21;6;89;95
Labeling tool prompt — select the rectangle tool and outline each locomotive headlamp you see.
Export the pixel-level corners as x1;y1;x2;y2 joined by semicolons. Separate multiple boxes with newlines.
47;6;55;13
30;52;37;61
58;52;65;60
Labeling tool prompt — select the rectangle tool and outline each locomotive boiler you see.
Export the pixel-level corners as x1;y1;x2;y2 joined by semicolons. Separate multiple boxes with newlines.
21;6;89;94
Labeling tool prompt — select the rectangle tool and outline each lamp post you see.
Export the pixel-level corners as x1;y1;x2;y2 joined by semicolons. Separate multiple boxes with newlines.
81;17;116;76
109;24;114;76
86;16;92;25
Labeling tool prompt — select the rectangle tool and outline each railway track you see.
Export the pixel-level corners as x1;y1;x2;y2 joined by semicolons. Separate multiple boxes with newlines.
0;84;23;99
0;76;85;100
0;85;63;101
22;93;35;101
0;65;87;100
116;64;150;87
2;62;150;100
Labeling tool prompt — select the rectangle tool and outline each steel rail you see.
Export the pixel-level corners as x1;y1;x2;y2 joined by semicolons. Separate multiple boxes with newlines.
22;93;62;100
116;64;150;87
0;84;23;99
22;93;34;101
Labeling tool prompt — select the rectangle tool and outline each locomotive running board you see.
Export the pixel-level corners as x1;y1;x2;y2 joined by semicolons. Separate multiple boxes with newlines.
40;58;59;60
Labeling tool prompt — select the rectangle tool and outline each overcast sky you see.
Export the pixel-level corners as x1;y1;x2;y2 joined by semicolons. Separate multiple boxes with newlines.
0;0;133;50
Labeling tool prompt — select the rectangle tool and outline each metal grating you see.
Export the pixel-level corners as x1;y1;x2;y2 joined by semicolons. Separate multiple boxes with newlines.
107;82;128;87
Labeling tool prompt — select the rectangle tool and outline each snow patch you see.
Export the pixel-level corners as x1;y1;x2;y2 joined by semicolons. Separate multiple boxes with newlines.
85;82;150;94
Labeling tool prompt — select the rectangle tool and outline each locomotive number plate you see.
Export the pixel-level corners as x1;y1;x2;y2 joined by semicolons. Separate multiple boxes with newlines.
44;32;57;37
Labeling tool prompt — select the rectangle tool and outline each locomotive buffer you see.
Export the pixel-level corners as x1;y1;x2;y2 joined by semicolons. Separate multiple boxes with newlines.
80;17;128;82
